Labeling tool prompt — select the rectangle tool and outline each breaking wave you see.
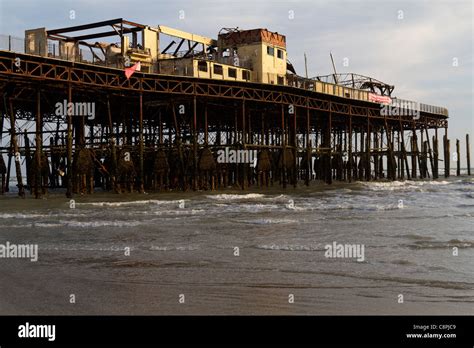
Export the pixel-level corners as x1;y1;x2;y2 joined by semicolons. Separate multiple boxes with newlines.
150;245;199;251
256;244;323;251
205;193;266;201
406;239;474;250
359;180;451;191
243;218;299;225
76;199;184;207
59;220;145;228
0;213;50;219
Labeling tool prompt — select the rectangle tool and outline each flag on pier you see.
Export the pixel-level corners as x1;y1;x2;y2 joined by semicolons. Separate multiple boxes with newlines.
125;62;141;79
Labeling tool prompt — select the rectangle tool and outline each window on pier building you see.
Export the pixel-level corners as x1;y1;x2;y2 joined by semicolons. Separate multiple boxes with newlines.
267;46;274;56
213;64;223;75
242;70;250;81
198;61;208;72
228;67;237;78
277;49;283;59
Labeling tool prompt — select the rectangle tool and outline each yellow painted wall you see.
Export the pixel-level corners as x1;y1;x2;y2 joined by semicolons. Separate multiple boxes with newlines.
232;42;286;84
194;60;251;82
158;58;251;82
142;28;159;61
259;43;286;84
312;80;370;102
232;43;262;81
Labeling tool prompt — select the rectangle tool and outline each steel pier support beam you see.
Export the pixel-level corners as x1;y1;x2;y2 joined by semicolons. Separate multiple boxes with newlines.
35;89;42;198
66;84;73;198
139;92;144;193
193;95;198;191
305;101;310;186
467;134;471;176
8;98;25;197
281;103;287;188
348;112;353;183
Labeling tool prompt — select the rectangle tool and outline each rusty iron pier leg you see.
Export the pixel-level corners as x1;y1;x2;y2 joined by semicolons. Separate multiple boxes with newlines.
392;128;397;179
171;102;185;190
3;92;14;194
379;128;384;178
411;128;417;179
456;139;461;176
281;104;287;188
416;138;422;178
139;92;144;193
423;127;434;178
89;121;94;193
110;138;118;193
419;140;425;178
204;103;208;146
443;135;447;177
384;119;396;181
358;127;364;180
49;137;56;188
343;128;347;181
398;116;409;180
420;127;425;178
466;134;471;175
23;128;31;189
398;131;403;179
8;98;25;197
66;84;73;198
0;99;4;193
242;99;247;190
422;129;428;178
0;98;3;144
373;128;379;180
260;111;266;187
397;131;402;179
433;129;439;179
248;109;252;187
5;146;12;193
348;113;353;183
443;128;450;178
366;112;371;181
447;138;451;177
336;130;342;181
233;107;238;187
107;95;118;192
193;96;198;190
35;89;42;198
159;110;163;146
353;130;358;180
327;107;332;184
320;115;327;182
292;104;297;187
305;99;312;186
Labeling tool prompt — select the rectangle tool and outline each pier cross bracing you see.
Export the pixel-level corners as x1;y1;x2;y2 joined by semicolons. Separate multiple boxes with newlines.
0;18;467;198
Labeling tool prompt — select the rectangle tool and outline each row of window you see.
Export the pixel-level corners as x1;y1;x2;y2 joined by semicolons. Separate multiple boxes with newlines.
197;61;250;80
267;46;284;59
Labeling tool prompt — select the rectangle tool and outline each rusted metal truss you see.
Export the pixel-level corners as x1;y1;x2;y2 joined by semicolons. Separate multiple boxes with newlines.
314;73;395;96
0;51;447;128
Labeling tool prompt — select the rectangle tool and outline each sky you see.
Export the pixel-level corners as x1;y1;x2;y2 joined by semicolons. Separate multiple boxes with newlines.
0;0;472;165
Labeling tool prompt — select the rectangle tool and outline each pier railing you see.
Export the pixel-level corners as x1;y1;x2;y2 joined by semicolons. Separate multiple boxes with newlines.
0;34;24;53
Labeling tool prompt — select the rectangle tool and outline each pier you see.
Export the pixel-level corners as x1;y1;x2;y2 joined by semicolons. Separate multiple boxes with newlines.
0;19;469;198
